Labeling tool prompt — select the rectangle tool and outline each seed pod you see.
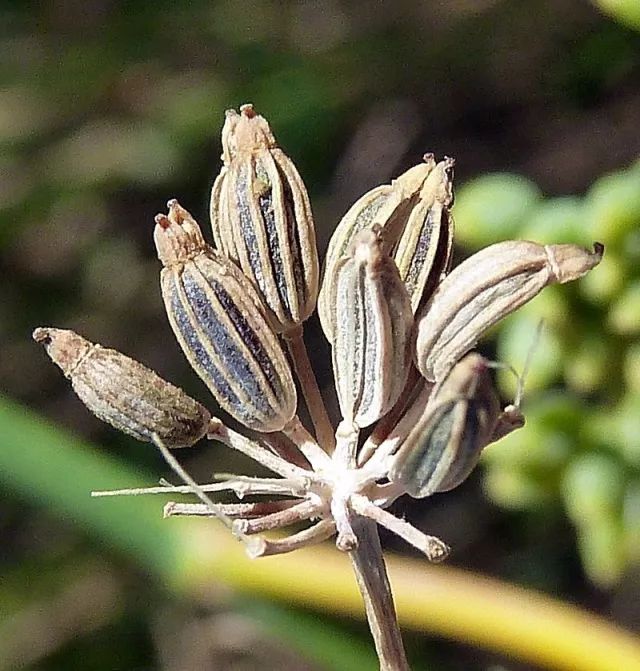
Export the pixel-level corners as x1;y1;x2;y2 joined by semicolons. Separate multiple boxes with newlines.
394;157;455;313
210;104;319;333
330;226;413;429
155;199;297;433
389;353;521;498
415;240;604;383
318;155;455;341
33;327;211;448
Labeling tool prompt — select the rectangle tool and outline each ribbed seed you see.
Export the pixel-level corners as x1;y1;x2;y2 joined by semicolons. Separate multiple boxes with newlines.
319;158;434;340
33;327;211;448
210;104;318;333
155;199;297;433
389;353;515;498
394;157;455;313
415;240;604;383
331;227;413;429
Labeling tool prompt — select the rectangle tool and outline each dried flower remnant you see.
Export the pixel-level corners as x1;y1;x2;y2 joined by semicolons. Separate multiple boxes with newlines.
35;103;604;671
33;327;210;448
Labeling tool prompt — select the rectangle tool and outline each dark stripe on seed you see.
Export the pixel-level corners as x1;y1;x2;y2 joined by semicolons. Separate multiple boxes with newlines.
169;276;251;421
280;167;306;305
181;270;272;417
210;277;280;396
236;163;268;299
404;207;436;292
258;182;291;317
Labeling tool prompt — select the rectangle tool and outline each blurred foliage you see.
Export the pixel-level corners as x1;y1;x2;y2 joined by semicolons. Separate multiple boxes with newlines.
2;0;640;669
455;160;640;586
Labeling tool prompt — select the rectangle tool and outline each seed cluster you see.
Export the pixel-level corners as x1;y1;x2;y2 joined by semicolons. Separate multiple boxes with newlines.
33;103;603;665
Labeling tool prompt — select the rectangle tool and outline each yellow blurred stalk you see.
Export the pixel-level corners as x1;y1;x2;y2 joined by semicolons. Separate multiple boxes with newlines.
172;522;640;671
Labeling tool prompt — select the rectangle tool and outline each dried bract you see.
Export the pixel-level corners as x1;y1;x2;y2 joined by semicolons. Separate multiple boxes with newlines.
210;104;319;333
155;199;297;433
415;240;604;382
33;327;211;448
330;226;413;429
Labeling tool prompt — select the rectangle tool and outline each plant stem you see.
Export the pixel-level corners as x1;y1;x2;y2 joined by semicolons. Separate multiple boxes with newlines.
349;517;410;671
284;326;336;452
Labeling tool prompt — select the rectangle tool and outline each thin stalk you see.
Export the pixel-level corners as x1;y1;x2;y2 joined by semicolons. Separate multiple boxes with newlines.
233;499;322;535
212;421;320;481
250;520;336;557
351;494;449;562
282;416;332;469
349;517;409;671
284;326;336;452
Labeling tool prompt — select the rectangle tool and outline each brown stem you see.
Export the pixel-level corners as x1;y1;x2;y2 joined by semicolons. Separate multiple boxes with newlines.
351;494;449;562
284;326;336;452
349;517;410;671
232;499;323;535
248;519;336;557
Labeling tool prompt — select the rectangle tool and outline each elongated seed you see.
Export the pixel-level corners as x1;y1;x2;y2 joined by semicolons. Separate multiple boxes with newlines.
330;226;413;429
155;199;297;433
389;353;518;498
394;157;455;313
319;157;434;340
33;327;211;448
210;104;319;333
319;155;455;341
415;240;604;382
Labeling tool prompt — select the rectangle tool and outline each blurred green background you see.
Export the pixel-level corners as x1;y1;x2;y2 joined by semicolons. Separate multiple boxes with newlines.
1;1;639;669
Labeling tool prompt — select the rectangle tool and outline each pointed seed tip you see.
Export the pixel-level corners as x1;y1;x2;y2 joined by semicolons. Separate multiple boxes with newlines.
32;327;50;343
239;103;256;117
155;213;170;228
593;242;605;259
166;198;179;209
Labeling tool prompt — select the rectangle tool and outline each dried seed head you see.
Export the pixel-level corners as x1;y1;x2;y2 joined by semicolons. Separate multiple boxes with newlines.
415;240;604;383
155;200;297;433
388;353;513;498
330;226;414;429
210;104;319;333
33;327;211;448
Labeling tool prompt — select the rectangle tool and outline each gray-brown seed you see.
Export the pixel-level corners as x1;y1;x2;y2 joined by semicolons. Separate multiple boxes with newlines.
415;240;604;383
33;327;211;448
210;104;319;333
319;155;455;341
155;199;297;433
388;353;519;498
330;226;414;429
